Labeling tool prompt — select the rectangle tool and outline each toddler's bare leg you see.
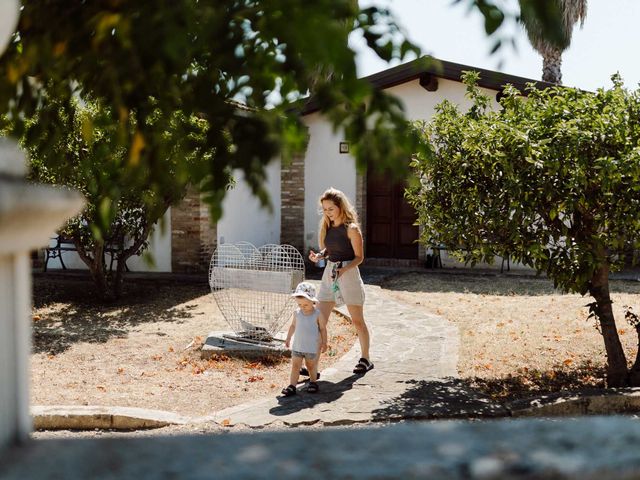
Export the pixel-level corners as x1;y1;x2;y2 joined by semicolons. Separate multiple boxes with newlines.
290;356;303;386
305;357;318;382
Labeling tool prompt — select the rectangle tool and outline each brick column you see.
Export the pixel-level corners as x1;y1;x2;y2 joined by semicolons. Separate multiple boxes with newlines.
171;188;217;273
280;154;305;254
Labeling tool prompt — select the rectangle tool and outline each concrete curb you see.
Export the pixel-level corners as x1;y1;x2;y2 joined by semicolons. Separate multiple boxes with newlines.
31;389;640;432
507;388;640;417
32;405;189;430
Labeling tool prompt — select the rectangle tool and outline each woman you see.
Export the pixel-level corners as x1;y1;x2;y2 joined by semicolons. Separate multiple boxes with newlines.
309;187;373;374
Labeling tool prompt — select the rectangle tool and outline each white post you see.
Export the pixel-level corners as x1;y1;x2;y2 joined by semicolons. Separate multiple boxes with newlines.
0;139;84;449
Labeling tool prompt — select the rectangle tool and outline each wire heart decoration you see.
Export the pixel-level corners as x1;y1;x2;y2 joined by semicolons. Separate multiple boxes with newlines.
209;242;305;342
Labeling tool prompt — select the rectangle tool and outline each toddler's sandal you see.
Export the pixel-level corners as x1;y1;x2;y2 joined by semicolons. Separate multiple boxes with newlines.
281;385;296;397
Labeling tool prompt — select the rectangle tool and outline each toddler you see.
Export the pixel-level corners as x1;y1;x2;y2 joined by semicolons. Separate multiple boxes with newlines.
281;282;327;396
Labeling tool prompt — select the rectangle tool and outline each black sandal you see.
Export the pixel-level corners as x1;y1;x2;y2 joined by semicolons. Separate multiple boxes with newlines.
353;357;374;374
281;385;296;397
299;367;320;380
307;382;319;394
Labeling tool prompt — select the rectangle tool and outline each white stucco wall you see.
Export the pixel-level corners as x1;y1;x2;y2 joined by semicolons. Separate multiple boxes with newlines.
45;209;172;272
216;159;281;247
303;112;358;251
386;77;500;121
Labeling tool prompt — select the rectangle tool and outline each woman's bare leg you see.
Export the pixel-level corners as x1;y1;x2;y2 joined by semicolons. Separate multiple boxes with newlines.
346;304;370;360
315;301;334;370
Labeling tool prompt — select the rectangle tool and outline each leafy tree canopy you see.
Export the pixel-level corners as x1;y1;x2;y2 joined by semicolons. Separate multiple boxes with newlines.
0;0;426;230
15;94;195;297
407;72;640;386
0;1;567;231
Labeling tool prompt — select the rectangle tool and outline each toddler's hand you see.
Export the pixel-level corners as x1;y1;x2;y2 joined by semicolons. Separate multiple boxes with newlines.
320;341;328;353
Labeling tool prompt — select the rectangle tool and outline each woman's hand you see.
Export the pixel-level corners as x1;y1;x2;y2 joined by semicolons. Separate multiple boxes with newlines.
335;266;349;278
309;249;326;264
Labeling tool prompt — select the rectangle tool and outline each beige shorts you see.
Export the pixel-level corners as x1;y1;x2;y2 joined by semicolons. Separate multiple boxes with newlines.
317;260;365;306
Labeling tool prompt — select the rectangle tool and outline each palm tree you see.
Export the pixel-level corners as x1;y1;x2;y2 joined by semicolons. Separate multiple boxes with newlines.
520;0;587;84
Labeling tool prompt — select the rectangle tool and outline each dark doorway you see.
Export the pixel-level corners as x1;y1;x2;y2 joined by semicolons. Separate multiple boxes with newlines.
366;172;418;259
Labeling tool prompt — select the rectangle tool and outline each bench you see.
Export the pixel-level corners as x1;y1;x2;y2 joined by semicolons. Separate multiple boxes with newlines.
43;235;76;272
44;234;130;272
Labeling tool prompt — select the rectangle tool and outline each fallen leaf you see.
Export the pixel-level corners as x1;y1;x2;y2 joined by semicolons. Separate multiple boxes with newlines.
117;367;125;374
222;419;231;426
33;315;41;321
168;346;175;353
563;359;573;366
151;354;163;361
96;385;106;392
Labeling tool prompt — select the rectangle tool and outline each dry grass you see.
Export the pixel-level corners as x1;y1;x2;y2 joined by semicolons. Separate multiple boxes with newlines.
30;275;356;417
381;271;640;400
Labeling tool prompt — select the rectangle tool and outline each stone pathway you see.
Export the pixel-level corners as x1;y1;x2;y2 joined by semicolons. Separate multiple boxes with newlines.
202;284;461;427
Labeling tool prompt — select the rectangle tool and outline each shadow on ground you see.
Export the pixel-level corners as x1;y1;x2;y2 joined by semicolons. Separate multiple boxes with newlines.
372;365;609;421
371;378;509;421
32;274;210;355
269;375;360;417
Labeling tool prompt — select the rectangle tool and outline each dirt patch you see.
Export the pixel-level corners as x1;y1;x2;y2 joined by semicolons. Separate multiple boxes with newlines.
31;275;356;418
380;271;640;400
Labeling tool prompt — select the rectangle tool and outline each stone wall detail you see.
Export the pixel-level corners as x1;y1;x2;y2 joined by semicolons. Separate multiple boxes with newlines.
280;154;305;254
171;188;217;273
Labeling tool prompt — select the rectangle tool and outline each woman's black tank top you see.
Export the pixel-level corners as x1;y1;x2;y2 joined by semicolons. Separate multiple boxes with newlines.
325;224;355;262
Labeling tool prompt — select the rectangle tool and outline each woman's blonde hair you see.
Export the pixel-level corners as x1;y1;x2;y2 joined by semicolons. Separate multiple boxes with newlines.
318;187;360;248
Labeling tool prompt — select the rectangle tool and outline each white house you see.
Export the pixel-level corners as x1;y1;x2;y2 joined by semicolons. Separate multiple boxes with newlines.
281;57;553;268
44;57;552;273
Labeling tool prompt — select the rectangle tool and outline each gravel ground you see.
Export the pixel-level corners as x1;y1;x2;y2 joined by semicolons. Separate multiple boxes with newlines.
31;275;357;418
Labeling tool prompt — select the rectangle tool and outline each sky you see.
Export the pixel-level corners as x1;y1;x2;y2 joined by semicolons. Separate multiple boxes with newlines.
352;0;640;92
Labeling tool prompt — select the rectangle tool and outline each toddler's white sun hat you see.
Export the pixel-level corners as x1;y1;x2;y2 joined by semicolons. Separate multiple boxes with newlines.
292;282;318;302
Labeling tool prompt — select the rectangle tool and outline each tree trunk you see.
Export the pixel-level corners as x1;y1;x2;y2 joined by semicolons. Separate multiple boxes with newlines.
113;256;127;299
73;237;113;300
589;263;629;387
541;47;563;84
89;243;113;300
